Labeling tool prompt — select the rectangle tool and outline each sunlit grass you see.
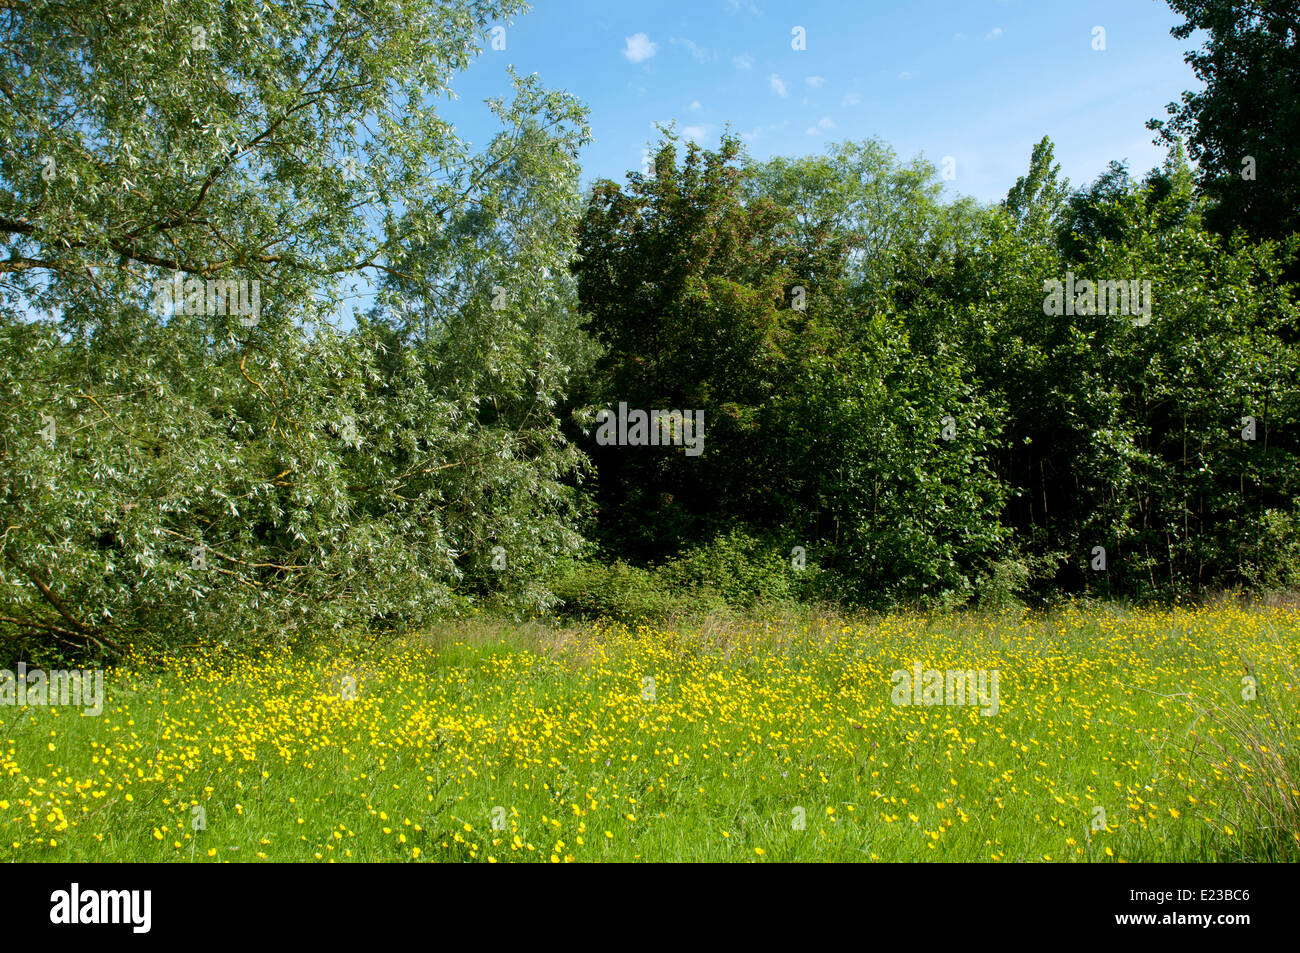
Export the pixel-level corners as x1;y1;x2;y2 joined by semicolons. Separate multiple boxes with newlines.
3;604;1297;862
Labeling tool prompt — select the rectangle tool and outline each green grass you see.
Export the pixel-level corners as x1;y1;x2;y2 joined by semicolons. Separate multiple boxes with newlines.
2;603;1298;862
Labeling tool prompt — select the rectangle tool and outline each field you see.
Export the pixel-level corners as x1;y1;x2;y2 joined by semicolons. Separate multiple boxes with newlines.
3;604;1298;862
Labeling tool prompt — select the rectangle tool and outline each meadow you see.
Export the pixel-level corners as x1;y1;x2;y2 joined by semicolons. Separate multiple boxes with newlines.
2;604;1297;863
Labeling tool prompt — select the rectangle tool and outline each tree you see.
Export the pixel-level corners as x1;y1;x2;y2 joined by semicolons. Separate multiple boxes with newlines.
1150;0;1300;247
573;131;797;559
0;0;590;659
1003;136;1071;242
574;135;1011;603
962;148;1300;599
746;138;980;318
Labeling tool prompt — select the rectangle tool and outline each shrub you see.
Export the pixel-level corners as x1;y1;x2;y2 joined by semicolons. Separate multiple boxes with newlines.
1240;507;1300;595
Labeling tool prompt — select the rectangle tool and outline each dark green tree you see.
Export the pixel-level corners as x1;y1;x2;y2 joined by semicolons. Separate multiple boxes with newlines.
1150;0;1300;247
573;131;797;559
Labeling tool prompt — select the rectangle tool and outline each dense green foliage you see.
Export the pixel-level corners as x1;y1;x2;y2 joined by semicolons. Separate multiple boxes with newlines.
573;129;1299;609
1;0;589;661
1149;0;1300;248
2;0;1298;661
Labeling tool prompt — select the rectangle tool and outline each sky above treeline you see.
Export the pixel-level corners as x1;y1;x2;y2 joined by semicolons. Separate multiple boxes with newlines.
441;0;1203;204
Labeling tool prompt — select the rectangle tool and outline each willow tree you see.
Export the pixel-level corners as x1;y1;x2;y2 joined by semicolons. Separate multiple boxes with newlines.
0;0;590;659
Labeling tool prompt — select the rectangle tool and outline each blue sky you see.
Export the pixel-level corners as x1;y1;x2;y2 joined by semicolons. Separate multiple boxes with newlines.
444;0;1202;203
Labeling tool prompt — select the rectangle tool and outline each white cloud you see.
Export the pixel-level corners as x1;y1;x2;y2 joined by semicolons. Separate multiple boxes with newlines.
898;71;913;80
733;52;754;71
805;75;825;88
805;115;835;135
671;37;715;62
841;92;861;107
769;73;789;97
689;100;702;111
985;27;1003;40
683;124;710;142
623;33;658;63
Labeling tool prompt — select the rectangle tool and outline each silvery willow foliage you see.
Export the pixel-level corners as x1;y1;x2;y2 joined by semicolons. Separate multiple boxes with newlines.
0;0;589;657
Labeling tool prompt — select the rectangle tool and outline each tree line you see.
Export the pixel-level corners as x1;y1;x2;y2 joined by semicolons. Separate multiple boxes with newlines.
2;0;1297;661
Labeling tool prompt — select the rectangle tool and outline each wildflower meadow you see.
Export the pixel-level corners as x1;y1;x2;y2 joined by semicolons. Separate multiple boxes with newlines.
4;604;1296;863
